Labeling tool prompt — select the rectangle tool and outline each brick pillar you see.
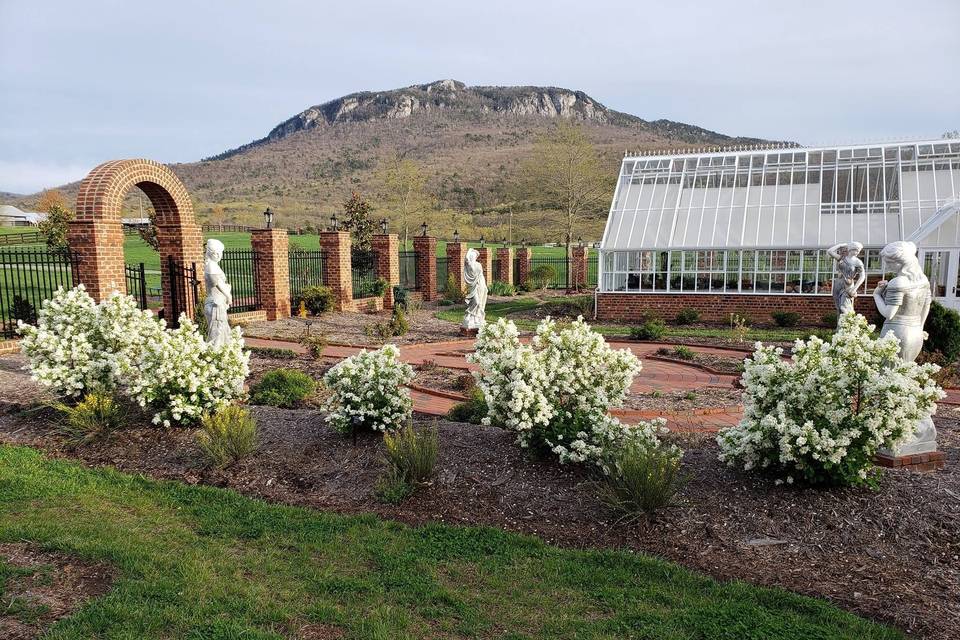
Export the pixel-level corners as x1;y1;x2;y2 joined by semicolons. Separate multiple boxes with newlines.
320;231;353;311
157;221;204;320
496;247;513;285
571;245;587;291
67;220;125;301
413;235;437;301
251;228;291;321
446;242;466;293
516;246;532;288
372;234;400;309
476;247;492;282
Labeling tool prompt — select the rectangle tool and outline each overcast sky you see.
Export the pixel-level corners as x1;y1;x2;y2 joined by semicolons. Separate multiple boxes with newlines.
1;0;958;193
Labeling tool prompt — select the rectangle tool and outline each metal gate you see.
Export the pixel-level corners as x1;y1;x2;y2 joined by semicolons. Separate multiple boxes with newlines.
124;263;148;310
167;256;200;327
399;250;418;290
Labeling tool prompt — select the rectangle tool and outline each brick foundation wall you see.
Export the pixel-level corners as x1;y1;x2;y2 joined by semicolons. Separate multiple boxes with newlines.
496;247;513;285
596;292;877;325
413;236;437;301
372;234;399;309
251;228;291;321
320;231;353;311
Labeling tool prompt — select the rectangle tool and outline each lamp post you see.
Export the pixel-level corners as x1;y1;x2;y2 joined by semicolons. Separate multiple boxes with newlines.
380;218;388;235
329;213;339;232
453;229;460;243
420;221;428;237
479;235;485;248
577;236;584;248
262;207;274;230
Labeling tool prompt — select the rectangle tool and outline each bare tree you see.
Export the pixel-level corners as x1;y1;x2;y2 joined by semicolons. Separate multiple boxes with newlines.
379;156;431;249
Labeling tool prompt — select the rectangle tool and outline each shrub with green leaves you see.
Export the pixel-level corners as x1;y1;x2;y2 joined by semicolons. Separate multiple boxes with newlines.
630;318;666;341
250;369;316;408
674;308;700;325
56;389;129;445
300;332;327;359
528;264;556;290
489;280;516;296
444;274;465;303
249;346;297;359
297;285;334;316
390;305;409;336
196;405;258;467
821;312;839;328
382;422;439;485
373;467;414;504
673;345;695;360
924;301;960;362
447;387;487;424
771;311;801;327
599;441;686;517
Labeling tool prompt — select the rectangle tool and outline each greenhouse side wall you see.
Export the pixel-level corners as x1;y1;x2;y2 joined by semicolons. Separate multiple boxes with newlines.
595;292;878;326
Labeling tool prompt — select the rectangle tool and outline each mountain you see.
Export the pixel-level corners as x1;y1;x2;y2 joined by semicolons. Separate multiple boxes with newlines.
19;80;775;241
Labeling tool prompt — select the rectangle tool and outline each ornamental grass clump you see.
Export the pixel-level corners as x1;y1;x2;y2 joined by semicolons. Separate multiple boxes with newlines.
383;422;438;484
599;440;686;517
322;344;414;434
196;405;258;467
56;389;130;445
717;313;944;487
469;316;670;467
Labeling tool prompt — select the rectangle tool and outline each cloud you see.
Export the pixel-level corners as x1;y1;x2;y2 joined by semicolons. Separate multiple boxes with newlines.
0;160;90;195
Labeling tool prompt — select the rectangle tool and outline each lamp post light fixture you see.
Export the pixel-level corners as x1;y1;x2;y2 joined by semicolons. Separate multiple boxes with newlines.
263;207;274;229
479;235;485;248
380;218;388;235
577;236;584;248
521;238;527;248
420;221;428;237
330;213;339;232
453;229;460;243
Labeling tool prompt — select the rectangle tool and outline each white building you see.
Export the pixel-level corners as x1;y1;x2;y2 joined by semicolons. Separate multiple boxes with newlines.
0;205;45;226
597;139;960;320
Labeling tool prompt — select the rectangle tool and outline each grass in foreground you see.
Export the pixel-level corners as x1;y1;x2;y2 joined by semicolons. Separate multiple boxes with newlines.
435;298;824;342
0;445;898;639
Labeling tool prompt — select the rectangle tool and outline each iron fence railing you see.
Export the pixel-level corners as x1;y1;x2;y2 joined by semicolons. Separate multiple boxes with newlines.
436;257;448;293
490;258;501;283
289;249;326;307
124;263;148;310
399;250;418;290
167;257;200;327
586;253;598;288
220;249;261;312
351;249;378;298
0;247;75;338
529;256;571;289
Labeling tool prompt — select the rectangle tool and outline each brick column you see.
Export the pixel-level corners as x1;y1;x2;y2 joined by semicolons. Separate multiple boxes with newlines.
476;247;492;282
320;231;353;311
67;220;125;301
372;234;400;309
413;235;437;301
571;245;587;291
496;247;513;285
446;242;467;293
251;228;291;321
157;221;204;320
516;246;532;288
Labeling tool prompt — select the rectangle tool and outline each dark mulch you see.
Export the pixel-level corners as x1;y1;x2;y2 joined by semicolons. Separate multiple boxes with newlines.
0;396;957;638
413;364;474;395
0;543;115;640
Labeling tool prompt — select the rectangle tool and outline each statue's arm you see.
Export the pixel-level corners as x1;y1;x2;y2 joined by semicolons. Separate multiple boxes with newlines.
827;243;845;260
873;288;900;320
212;272;232;306
852;263;866;292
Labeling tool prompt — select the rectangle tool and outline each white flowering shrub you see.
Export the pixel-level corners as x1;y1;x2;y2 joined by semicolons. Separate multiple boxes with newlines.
19;286;161;397
717;313;944;487
322;344;414;434
469;316;673;467
127;318;249;427
19;286;249;427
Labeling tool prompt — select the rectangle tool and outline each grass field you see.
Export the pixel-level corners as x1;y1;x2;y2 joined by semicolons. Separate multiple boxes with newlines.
0;445;898;639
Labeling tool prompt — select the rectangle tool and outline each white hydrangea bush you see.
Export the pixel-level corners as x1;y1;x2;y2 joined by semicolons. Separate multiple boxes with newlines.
127;318;249;427
19;286;161;397
717;313;944;487
19;285;249;427
468;316;674;468
322;344;414;434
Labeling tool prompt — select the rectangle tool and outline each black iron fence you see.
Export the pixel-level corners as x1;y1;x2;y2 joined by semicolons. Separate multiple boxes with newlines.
586;254;598;288
289;249;326;307
167;257;200;328
399;250;418;290
0;247;75;338
351;249;378;298
220;249;261;312
436;257;448;293
490;257;501;283
529;256;571;289
125;263;148;310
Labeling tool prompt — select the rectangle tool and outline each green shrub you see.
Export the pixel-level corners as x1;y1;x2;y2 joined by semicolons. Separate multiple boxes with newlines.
630;318;666;341
196;405;258;467
297;285;334;316
248;346;297;359
528;264;556;290
516;279;533;293
454;373;476;393
56;389;129;445
390;305;409;336
771;311;801;327
489;280;516;296
444;274;465;303
924;301;960;362
374;467;414;504
371;278;389;298
821;312;838;328
249;369;316;408
447;388;488;424
673;345;695;360
383;422;439;484
674;308;700;325
599;441;686;517
300;332;327;358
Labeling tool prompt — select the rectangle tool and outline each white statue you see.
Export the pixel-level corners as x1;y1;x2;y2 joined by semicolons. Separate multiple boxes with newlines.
203;238;233;347
827;241;865;320
461;247;487;332
873;240;936;456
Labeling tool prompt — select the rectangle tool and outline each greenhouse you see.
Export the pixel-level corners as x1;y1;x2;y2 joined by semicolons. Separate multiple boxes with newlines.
596;139;960;321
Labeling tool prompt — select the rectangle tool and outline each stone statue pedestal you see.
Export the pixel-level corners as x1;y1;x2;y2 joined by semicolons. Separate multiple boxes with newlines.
460;327;479;338
876;416;941;471
875;450;946;472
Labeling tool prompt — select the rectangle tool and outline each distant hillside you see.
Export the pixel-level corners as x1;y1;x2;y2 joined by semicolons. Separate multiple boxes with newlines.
25;79;776;242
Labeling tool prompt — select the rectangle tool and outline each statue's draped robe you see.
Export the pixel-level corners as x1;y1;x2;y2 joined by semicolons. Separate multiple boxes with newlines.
462;260;487;330
832;256;865;315
204;260;232;347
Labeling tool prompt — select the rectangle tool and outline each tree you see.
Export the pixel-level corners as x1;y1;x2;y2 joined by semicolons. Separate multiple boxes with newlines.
37;203;74;254
342;192;376;251
35;189;67;214
515;122;610;259
379;157;430;249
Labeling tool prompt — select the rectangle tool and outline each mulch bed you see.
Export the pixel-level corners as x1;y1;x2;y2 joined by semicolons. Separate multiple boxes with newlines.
413;364;474;396
0;543;114;640
242;309;462;347
652;347;746;375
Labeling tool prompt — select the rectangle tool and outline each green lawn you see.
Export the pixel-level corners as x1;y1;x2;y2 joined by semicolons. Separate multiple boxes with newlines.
0;445;897;639
435;297;826;342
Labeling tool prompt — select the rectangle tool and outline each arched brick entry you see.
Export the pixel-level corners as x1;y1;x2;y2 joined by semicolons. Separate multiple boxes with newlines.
70;159;203;317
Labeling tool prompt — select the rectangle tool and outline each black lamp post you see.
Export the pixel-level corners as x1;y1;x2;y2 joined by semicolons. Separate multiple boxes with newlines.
420;221;428;237
453;229;460;243
380;218;388;235
479;235;485;248
330;213;339;232
577;236;584;248
263;207;274;229
521;238;527;248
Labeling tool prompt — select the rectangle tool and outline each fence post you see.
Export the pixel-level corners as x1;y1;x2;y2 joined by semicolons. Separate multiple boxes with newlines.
319;231;353;311
372;233;400;309
413;235;437;301
251;228;291;320
496;247;513;285
446;242;467;294
475;247;492;282
571;245;587;292
515;246;532;288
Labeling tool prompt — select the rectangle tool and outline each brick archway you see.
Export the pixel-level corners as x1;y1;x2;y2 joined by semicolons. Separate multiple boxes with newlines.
70;159;203;316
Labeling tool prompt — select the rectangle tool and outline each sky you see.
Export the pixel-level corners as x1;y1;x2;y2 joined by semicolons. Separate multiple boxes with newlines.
1;0;958;194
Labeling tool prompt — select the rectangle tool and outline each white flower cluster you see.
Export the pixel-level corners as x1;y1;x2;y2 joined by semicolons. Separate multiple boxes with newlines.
468;316;670;467
322;344;413;434
19;286;249;427
717;313;944;486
